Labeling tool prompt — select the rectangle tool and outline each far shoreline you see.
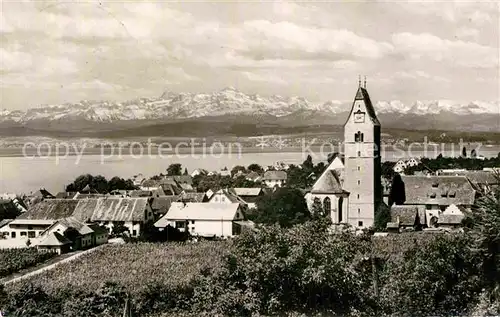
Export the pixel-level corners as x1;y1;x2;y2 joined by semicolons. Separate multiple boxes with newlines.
0;143;497;159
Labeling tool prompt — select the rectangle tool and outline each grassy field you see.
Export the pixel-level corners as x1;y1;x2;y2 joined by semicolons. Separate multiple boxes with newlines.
8;241;229;294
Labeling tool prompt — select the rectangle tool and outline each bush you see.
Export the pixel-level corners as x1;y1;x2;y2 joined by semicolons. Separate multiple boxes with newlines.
0;248;56;278
190;219;376;316
379;234;483;316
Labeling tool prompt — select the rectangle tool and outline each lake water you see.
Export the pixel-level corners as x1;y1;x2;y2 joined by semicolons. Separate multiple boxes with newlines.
1;146;498;194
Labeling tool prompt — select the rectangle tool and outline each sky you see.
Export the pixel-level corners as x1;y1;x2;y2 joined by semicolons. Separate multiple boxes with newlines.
0;0;499;110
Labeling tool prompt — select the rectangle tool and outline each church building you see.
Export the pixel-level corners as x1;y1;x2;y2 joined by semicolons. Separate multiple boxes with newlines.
307;80;382;228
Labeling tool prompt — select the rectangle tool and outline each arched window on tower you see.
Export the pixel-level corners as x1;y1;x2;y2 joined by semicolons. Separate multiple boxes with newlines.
354;131;361;142
323;197;331;215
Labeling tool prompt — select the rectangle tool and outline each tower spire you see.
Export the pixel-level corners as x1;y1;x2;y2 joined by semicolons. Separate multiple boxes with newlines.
358;75;361;87
364;76;367;89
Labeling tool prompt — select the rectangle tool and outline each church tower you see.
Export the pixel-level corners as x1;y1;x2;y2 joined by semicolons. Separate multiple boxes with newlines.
343;78;382;228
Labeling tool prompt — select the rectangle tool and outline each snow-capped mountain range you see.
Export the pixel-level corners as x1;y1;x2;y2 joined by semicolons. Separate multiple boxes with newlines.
0;87;498;123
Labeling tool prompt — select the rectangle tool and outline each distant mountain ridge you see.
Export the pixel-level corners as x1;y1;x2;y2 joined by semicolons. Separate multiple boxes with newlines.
0;87;498;134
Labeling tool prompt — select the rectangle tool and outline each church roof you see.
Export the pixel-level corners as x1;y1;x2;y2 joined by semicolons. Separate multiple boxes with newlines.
347;86;380;126
311;169;346;194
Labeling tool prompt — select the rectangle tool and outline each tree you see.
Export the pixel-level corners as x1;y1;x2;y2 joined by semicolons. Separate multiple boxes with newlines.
112;222;129;236
465;180;500;291
231;165;246;177
302;155;314;171
374;203;391;232
108;177;136;191
311;197;325;217
167;164;183;176
247;164;263;174
388;173;406;206
462;146;467;158
90;175;109;194
253;188;311;227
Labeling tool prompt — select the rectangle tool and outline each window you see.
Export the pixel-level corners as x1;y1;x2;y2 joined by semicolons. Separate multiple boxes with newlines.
11;232;16;238
323;197;331;213
175;221;186;229
358;221;364;227
440;205;446;212
358;151;361;157
20;231;27;236
361;133;364;142
357;194;360;199
354;131;360;142
191;220;195;224
357;166;360;171
357;180;361;185
191;227;195;232
425;204;432;210
358;208;361;213
429;193;436;198
432;183;439;188
28;231;35;238
132;230;137;236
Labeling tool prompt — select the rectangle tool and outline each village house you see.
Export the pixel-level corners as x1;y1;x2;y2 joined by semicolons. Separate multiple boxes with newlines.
393;160;407;174
389;205;427;231
141;179;183;196
209;188;248;208
26;188;55;206
399;175;476;227
245;171;262;182
0;199;79;240
262;170;287;188
191;168;208;178
438;170;498;192
150;196;180;218
154;202;247;237
38;217;108;250
232;188;264;209
132;173;146;186
71;197;154;237
0;219;56;240
37;232;72;255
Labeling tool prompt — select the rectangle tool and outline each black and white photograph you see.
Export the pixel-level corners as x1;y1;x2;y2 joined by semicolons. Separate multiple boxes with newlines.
0;0;499;316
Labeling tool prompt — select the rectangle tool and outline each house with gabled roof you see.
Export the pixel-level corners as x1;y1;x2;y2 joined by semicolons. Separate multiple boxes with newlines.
209;188;248;208
262;170;287;188
389;205;426;231
38;217;108;250
155;202;247;237
232;188;263;209
37;232;72;255
151;196;180;218
400;175;476;227
72;197;154;237
0;199;79;240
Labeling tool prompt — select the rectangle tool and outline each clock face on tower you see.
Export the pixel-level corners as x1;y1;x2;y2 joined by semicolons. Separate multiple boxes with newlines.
354;110;365;123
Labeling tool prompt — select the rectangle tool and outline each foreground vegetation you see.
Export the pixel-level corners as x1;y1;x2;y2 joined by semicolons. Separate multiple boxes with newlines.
0;248;56;279
2;202;499;316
